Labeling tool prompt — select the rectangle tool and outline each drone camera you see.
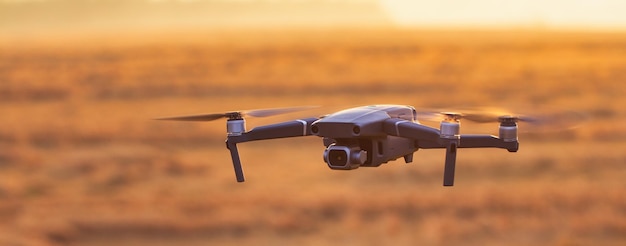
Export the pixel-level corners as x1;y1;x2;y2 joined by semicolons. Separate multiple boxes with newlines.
323;144;367;170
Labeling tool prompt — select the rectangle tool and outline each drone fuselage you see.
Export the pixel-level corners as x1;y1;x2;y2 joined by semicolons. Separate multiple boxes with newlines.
312;105;420;169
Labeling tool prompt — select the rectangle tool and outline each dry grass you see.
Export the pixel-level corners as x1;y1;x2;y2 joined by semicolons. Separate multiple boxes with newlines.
0;29;625;246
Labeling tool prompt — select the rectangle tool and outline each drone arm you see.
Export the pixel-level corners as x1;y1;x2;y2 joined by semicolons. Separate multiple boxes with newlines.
382;119;441;141
383;119;460;186
227;117;318;144
383;119;518;186
458;135;518;152
417;135;518;151
225;117;318;182
419;134;518;186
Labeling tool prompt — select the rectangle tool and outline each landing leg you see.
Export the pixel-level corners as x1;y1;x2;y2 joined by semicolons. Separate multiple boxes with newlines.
443;141;457;186
226;141;245;182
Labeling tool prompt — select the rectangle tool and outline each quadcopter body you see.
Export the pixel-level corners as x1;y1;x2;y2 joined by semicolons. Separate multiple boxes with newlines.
158;105;521;186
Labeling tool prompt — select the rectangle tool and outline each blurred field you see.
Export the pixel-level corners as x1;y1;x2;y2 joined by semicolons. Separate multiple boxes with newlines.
1;29;626;246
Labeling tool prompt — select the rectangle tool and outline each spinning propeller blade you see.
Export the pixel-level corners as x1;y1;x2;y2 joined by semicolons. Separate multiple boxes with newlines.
244;106;319;117
155;113;230;121
155;106;318;121
416;107;587;130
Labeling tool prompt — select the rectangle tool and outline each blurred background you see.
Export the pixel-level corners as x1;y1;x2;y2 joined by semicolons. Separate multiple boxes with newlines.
1;0;625;245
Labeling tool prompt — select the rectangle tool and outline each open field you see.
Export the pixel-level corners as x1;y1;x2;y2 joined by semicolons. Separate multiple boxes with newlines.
1;29;625;245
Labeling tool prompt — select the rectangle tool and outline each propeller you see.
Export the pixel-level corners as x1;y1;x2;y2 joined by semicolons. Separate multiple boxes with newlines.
155;106;318;122
416;107;588;130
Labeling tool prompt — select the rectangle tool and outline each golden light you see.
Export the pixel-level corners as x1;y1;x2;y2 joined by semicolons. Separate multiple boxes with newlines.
379;0;626;30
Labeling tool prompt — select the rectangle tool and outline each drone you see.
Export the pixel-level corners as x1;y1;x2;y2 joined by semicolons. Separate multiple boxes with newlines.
157;105;545;186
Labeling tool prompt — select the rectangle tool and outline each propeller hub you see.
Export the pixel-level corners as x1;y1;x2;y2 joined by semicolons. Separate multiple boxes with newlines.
442;112;462;122
498;115;519;126
225;112;244;120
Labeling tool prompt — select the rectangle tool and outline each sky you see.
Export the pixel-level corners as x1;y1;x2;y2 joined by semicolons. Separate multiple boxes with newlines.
381;0;626;30
2;0;626;32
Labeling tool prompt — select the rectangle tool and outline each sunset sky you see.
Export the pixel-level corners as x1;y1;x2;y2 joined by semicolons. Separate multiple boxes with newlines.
2;0;626;32
381;0;626;30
